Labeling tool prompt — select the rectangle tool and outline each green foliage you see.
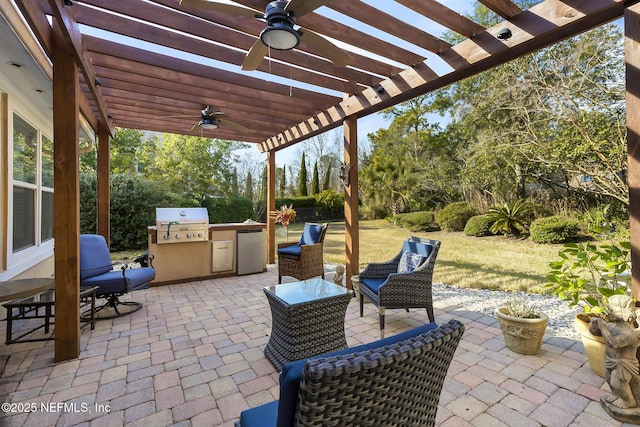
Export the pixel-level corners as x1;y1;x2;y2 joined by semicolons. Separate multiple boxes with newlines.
80;173;97;234
435;202;479;232
393;211;438;232
464;215;494;237
322;165;331;191
298;152;308;196
109;174;197;251
504;297;540;319
315;190;344;219
529;216;579;244
486;200;533;236
546;240;631;314
201;197;254;223
244;172;254;201
276;196;317;209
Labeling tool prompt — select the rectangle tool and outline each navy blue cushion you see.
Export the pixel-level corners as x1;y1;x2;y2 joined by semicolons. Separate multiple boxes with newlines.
79;235;113;280
238;400;278;427
360;278;386;295
277;244;301;257
81;267;155;295
274;322;439;427
299;223;323;245
402;240;432;259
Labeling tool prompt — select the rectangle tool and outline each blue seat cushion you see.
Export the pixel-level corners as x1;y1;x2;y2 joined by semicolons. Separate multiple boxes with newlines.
273;322;439;427
360;278;386;295
238;400;278;427
299;223;324;245
277;244;301;257
81;267;155;295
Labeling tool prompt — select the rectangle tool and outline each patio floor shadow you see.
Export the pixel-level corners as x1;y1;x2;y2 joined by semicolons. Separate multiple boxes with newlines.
0;266;622;426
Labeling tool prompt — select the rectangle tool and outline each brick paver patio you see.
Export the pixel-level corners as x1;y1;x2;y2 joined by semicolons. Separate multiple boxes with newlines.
0;266;622;426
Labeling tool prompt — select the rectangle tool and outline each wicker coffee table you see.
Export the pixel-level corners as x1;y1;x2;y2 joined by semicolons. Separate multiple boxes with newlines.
263;278;353;371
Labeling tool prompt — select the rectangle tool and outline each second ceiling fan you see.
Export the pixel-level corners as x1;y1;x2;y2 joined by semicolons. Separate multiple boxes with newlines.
180;0;352;70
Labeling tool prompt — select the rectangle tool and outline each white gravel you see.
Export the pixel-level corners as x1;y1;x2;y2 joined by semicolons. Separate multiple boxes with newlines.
431;283;582;340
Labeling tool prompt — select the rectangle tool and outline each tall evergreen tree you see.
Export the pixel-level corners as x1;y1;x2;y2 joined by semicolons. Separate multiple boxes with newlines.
298;152;308;196
311;161;320;195
245;171;254;201
278;166;286;197
231;167;239;196
322;164;332;191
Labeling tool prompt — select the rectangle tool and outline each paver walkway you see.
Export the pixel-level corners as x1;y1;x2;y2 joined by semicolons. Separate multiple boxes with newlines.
0;266;623;426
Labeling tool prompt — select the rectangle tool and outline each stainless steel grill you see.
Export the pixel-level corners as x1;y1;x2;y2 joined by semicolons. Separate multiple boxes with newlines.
155;207;209;244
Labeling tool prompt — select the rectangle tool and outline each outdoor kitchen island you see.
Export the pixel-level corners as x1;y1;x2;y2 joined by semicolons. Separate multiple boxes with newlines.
148;208;266;285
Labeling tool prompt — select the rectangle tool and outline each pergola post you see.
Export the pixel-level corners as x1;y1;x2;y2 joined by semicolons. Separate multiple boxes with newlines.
52;18;81;362
97;123;110;247
267;151;276;264
626;3;640;300
344;115;359;290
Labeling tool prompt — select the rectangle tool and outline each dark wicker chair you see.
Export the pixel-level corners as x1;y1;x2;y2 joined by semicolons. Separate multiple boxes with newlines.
359;236;441;337
277;223;328;283
235;319;465;427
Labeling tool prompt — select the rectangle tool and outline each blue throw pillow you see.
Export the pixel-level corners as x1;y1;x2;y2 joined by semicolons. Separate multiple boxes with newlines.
397;251;424;274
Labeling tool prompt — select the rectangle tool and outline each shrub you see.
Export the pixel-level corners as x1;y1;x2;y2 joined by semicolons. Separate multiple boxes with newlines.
486;200;533;236
530;216;580;244
435;202;479;232
464;215;494;237
315;190;344;219
201;197;254;223
394;211;438;232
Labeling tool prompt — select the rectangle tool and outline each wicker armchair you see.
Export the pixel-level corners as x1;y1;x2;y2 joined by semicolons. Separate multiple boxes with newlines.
277;223;328;283
236;319;465;427
359;236;440;337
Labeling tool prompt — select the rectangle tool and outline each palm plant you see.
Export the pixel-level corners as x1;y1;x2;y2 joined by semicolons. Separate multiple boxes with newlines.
486;199;533;236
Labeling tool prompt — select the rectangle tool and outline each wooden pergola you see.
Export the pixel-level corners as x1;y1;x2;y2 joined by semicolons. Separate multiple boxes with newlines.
5;0;639;361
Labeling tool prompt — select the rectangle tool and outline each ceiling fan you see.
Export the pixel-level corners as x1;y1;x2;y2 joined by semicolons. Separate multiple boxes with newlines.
179;0;352;71
169;106;248;133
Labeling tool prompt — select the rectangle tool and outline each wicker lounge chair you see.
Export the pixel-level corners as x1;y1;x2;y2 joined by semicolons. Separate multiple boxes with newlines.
236;319;464;427
359;236;440;337
277;223;328;283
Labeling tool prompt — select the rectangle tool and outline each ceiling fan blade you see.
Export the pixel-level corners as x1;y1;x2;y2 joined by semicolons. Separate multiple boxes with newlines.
190;122;199;131
220;119;249;133
285;0;332;18
179;0;261;18
299;28;351;67
242;40;268;71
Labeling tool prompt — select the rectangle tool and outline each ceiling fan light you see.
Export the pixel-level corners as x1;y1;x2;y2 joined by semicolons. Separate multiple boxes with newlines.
260;23;300;50
200;117;219;130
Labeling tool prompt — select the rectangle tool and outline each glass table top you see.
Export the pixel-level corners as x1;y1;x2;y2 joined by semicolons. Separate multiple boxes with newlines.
264;278;352;305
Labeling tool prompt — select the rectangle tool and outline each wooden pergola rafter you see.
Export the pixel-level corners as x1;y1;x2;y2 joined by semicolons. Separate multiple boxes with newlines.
6;0;640;361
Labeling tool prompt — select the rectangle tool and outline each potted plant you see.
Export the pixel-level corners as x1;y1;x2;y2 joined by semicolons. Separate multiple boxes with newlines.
495;298;548;355
546;239;632;376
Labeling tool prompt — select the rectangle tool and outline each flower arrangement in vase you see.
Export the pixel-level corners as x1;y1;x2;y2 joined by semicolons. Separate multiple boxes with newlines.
273;204;296;241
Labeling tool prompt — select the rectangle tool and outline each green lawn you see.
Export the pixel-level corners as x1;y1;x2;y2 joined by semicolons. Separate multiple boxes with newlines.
279;220;560;294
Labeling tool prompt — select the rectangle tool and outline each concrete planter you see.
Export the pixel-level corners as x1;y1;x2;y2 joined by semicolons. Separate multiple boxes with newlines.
495;307;548;355
574;313;607;377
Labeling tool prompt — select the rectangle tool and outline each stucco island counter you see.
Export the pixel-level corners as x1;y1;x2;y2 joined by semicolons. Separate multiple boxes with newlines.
147;222;267;285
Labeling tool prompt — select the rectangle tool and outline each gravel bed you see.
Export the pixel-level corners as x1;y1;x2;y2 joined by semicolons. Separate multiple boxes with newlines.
431;283;582;340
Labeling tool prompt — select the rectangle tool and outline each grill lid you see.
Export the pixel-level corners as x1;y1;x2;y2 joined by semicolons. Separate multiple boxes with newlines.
156;207;209;224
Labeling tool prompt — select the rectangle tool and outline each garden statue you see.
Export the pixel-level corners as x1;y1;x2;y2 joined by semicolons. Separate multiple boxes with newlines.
333;265;344;286
589;294;640;423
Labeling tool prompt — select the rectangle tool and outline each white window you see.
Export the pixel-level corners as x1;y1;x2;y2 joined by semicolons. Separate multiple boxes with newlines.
10;113;54;256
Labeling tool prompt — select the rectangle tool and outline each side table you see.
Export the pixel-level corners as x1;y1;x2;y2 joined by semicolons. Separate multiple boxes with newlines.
3;286;98;344
263;279;353;371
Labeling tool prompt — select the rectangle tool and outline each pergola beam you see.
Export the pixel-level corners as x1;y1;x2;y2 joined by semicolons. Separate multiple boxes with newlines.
259;0;637;152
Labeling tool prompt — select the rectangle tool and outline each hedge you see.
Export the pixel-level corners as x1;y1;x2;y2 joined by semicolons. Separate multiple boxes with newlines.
529;216;580;244
435;202;479;232
464;215;494;237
